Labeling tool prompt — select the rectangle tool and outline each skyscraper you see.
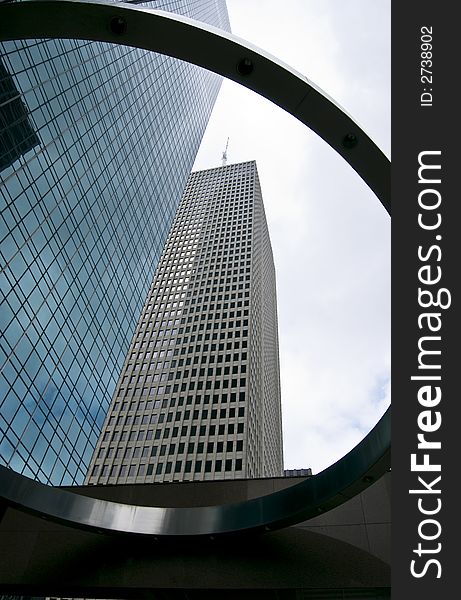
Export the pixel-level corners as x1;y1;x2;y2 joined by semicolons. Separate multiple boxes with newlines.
87;160;284;484
0;0;230;486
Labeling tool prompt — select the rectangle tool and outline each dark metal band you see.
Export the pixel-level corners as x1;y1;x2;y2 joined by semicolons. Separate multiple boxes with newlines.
0;0;391;538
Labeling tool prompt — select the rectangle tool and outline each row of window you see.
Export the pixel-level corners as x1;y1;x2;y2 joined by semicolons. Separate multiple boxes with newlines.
94;456;243;479
124;365;248;386
170;333;249;352
117;375;247;397
178;322;249;335
103;421;246;444
177;208;252;221
187;174;253;188
185;187;253;198
114;390;246;410
126;350;247;373
98;438;244;462
172;218;250;233
139;318;249;335
108;405;246;427
127;336;247;363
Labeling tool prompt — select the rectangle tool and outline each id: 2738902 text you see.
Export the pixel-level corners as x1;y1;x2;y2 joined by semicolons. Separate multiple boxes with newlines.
420;26;433;107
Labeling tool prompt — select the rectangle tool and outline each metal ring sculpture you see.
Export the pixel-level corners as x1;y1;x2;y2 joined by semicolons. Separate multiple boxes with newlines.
0;0;391;537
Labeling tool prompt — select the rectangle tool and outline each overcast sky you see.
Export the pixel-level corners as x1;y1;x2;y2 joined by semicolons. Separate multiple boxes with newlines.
193;0;391;473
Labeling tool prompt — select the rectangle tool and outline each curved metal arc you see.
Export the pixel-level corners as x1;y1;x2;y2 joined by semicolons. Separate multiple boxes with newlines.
0;0;390;214
0;409;389;536
0;0;391;538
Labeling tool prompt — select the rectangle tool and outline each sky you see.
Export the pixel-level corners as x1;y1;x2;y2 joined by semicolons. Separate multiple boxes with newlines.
192;0;391;473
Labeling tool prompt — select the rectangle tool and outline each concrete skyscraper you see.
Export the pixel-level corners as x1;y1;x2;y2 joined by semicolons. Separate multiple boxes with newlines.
0;0;230;486
87;160;284;484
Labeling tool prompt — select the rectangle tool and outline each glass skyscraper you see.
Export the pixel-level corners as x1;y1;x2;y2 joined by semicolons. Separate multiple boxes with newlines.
87;161;284;485
0;0;230;485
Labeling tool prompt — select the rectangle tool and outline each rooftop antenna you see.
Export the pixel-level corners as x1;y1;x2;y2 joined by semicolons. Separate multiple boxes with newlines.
221;137;229;167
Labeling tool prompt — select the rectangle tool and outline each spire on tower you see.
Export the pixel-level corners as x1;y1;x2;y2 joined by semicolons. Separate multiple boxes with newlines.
221;137;229;166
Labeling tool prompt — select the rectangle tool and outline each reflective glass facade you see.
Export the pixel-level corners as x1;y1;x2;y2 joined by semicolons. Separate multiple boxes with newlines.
0;0;230;485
